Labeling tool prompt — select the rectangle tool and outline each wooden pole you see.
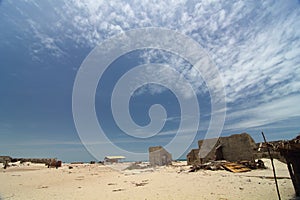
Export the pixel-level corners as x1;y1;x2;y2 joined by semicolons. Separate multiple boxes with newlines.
262;132;281;200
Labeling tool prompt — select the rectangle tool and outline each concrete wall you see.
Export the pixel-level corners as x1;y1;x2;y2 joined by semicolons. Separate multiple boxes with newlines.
198;138;220;163
219;133;257;162
187;149;199;165
187;133;257;164
149;146;172;166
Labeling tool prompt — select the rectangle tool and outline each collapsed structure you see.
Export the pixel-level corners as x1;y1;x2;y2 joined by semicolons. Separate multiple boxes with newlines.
149;146;172;166
277;136;300;197
187;133;257;165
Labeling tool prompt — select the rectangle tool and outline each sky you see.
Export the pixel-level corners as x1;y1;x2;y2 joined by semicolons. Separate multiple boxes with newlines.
0;0;300;162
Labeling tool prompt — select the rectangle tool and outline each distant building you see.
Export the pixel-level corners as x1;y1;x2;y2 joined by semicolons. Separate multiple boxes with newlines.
187;133;257;164
104;156;125;164
149;146;172;166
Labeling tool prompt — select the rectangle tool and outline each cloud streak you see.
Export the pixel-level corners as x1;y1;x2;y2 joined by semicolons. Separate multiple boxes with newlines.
225;94;300;130
2;0;300;133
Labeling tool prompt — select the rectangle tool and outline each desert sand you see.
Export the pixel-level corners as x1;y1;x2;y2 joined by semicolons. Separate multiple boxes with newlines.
0;159;298;200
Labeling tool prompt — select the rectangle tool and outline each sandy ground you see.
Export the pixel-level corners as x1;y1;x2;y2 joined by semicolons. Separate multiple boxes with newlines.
0;159;298;200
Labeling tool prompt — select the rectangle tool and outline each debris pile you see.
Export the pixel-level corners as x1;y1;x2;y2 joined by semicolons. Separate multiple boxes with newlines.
256;141;286;163
189;159;265;173
187;133;268;173
277;135;300;197
125;162;150;170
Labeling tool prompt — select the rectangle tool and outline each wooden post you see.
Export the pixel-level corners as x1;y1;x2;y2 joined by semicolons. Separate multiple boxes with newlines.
262;132;281;200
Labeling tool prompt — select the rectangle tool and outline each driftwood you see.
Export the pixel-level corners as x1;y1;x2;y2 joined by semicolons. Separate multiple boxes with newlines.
261;132;281;200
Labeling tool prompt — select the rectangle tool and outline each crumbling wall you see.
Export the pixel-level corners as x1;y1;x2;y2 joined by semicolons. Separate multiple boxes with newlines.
219;133;256;162
187;133;257;164
149;146;172;166
198;138;220;163
187;149;199;165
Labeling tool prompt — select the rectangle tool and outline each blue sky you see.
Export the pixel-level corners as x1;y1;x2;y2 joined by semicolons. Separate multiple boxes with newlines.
0;0;300;162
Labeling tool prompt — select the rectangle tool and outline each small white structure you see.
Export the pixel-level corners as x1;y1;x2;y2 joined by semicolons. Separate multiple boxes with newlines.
104;156;125;164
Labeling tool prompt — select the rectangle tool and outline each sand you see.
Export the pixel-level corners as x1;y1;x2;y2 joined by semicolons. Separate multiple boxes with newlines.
0;159;298;200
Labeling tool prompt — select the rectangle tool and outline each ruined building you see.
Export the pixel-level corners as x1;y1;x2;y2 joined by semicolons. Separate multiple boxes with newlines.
187;133;257;165
277;135;300;196
149;146;172;166
186;149;200;165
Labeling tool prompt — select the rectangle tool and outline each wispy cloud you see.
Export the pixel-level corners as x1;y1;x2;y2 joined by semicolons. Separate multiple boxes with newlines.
133;49;208;99
7;0;299;102
63;0;299;133
26;19;66;59
3;0;300;134
225;94;300;130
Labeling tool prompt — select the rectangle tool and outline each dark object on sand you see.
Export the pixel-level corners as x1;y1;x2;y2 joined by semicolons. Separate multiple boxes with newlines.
70;162;84;164
3;161;9;169
239;160;265;169
47;159;62;169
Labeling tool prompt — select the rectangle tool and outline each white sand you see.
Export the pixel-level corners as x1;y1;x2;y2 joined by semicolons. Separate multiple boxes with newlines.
0;159;297;200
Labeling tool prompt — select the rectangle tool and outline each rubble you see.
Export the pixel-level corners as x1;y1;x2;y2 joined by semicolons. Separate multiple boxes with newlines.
125;162;150;170
189;159;265;173
189;160;226;172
